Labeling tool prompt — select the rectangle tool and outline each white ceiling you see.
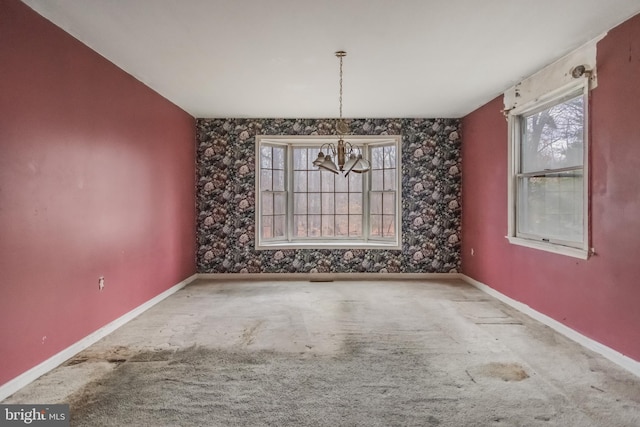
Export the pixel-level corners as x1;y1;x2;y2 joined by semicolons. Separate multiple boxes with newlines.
21;0;640;119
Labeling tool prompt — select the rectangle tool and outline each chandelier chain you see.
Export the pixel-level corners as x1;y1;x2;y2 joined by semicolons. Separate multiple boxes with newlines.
339;54;343;119
312;51;370;176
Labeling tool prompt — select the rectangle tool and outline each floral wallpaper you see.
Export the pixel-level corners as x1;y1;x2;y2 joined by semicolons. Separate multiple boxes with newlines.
196;118;461;274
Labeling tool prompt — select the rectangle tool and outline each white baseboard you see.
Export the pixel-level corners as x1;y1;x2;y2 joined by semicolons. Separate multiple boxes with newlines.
460;274;640;378
197;272;459;281
4;271;637;401
0;274;198;402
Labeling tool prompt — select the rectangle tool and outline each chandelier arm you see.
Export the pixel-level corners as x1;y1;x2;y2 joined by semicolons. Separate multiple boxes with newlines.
319;142;336;155
345;141;360;157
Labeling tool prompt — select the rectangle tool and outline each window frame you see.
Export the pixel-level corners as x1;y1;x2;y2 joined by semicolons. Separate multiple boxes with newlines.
255;135;402;250
257;142;288;244
507;80;590;259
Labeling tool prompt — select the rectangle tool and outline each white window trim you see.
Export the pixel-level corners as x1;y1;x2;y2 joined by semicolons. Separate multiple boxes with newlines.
255;135;402;250
506;79;590;260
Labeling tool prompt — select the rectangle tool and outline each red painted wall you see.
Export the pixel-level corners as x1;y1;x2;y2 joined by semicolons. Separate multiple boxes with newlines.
462;13;640;362
0;0;196;386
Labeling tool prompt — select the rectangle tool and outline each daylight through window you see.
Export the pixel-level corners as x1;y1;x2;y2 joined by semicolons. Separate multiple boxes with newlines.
508;81;589;257
256;136;401;250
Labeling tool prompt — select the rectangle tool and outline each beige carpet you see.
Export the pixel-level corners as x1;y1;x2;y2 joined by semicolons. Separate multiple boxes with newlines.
5;279;640;426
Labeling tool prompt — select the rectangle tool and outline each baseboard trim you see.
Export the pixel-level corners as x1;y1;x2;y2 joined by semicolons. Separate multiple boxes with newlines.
196;272;460;281
0;273;198;402
460;274;640;378
5;271;637;400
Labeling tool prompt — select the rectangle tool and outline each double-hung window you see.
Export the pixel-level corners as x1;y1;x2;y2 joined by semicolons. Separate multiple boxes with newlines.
256;136;401;250
507;80;589;258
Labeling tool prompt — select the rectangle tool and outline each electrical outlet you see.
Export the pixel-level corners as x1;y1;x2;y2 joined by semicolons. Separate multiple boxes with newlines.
98;276;105;291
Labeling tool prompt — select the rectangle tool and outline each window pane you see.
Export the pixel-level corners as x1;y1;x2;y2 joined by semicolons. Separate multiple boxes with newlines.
371;146;384;169
273;215;286;237
384;146;396;169
308;147;320;166
262;192;273;215
382;192;395;214
335;193;349;214
322;193;334;214
273;146;285;170
349;193;362;214
322;215;334;236
517;170;583;242
335;215;349;236
308;215;321;237
260;170;272;191
262;216;273;238
370;215;382;237
294;171;307;192
371;170;383;191
349;215;362;237
260;146;272;168
273;170;285;191
308;170;321;192
321;172;335;192
293;148;307;170
274;193;286;215
349;172;362;190
382;215;395;237
522;93;584;173
293;193;307;214
308;193;321;214
335;174;349;192
370;192;382;214
383;169;396;191
294;215;307;237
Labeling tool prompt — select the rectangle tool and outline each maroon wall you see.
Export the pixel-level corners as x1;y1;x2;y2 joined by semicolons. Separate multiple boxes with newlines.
0;0;196;386
462;13;640;362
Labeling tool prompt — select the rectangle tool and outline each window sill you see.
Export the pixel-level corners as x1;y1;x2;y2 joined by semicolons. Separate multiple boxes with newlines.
256;241;402;251
506;236;589;260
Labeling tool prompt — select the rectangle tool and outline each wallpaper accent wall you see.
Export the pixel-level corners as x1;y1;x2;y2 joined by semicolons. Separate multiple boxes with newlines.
196;118;461;274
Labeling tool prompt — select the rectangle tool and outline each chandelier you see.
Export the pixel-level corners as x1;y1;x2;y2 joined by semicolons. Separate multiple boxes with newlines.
313;51;371;176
